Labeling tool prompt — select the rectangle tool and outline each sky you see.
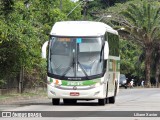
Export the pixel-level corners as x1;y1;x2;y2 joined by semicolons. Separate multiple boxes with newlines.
71;0;79;2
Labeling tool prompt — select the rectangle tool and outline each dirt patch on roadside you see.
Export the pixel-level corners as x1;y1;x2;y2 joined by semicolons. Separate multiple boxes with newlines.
0;90;48;105
1;95;48;105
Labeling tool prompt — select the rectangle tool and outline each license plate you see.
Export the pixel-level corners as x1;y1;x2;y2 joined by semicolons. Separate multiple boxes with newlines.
70;92;79;96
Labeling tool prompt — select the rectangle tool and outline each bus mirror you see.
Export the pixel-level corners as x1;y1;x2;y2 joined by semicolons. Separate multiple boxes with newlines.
42;41;49;59
104;41;109;59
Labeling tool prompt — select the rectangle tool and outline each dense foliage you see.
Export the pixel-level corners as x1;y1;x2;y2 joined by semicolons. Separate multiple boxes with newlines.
0;0;82;90
103;0;160;87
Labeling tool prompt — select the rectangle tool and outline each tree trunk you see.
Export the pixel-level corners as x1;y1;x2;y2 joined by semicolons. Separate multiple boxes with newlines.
159;74;160;88
155;44;160;88
18;68;22;93
18;66;24;93
83;1;88;20
155;65;160;88
145;48;152;88
60;0;62;11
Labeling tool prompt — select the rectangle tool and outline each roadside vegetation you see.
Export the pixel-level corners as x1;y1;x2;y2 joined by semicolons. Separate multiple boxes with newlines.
109;0;160;87
87;0;160;87
0;0;82;93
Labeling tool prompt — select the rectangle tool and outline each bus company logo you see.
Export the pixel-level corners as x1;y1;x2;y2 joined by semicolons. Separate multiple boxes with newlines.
2;112;11;117
73;86;77;90
67;81;83;86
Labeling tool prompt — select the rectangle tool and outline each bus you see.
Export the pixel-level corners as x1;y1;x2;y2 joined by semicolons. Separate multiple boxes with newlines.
42;21;120;105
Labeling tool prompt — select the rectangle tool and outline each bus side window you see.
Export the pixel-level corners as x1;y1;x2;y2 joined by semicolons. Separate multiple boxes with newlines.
108;33;119;56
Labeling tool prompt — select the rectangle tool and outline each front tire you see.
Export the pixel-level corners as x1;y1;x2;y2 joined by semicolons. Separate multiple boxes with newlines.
98;98;106;105
52;98;60;105
109;95;115;104
63;99;77;104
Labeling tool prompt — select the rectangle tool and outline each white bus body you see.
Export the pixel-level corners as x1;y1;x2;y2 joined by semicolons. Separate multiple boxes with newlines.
42;21;120;105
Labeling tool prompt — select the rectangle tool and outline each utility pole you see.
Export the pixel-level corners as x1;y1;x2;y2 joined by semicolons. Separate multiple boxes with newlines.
19;65;24;93
67;0;93;19
83;1;88;20
60;0;62;11
19;66;22;93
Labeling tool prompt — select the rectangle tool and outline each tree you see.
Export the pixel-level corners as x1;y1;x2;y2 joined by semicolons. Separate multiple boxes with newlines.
86;0;133;20
99;0;160;87
153;43;160;87
120;39;142;78
118;1;160;87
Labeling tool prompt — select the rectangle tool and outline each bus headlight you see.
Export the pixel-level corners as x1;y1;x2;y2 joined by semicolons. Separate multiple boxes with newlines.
91;82;101;88
95;83;101;87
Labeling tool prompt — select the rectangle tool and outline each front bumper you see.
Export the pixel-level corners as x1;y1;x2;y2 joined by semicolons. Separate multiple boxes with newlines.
47;84;106;99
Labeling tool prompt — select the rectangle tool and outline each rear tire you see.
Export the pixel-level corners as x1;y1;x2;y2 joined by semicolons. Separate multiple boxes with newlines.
98;98;106;105
52;98;60;105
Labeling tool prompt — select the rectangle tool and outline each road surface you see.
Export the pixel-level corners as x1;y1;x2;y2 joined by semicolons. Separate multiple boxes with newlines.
0;88;160;120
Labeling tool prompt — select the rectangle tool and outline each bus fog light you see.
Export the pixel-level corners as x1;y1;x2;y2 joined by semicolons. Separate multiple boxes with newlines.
50;91;56;96
94;91;100;96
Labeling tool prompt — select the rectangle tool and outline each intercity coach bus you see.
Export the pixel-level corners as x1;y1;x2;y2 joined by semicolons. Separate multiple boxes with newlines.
42;21;120;105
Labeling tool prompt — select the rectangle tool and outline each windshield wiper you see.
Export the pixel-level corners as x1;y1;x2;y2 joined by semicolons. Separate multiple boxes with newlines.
61;55;75;77
62;57;90;79
77;61;90;80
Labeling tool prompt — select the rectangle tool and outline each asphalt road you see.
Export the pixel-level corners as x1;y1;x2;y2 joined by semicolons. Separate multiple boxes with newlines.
0;88;160;120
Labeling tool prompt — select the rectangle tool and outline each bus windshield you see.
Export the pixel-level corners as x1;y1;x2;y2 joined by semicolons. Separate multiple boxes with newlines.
48;36;104;80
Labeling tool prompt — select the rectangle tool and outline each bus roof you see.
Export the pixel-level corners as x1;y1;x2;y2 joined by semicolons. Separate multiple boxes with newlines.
50;21;118;37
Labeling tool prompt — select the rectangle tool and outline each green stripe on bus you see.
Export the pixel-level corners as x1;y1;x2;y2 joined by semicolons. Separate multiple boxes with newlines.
61;79;101;86
50;78;53;83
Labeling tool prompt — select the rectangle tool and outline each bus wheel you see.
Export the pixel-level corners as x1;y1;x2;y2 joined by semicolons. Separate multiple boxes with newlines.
106;98;109;104
109;96;115;104
98;99;106;105
70;99;77;104
63;99;69;104
63;99;77;104
52;98;60;105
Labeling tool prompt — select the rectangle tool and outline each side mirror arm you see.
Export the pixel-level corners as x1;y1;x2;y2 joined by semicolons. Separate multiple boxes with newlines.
104;41;109;59
42;41;49;59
